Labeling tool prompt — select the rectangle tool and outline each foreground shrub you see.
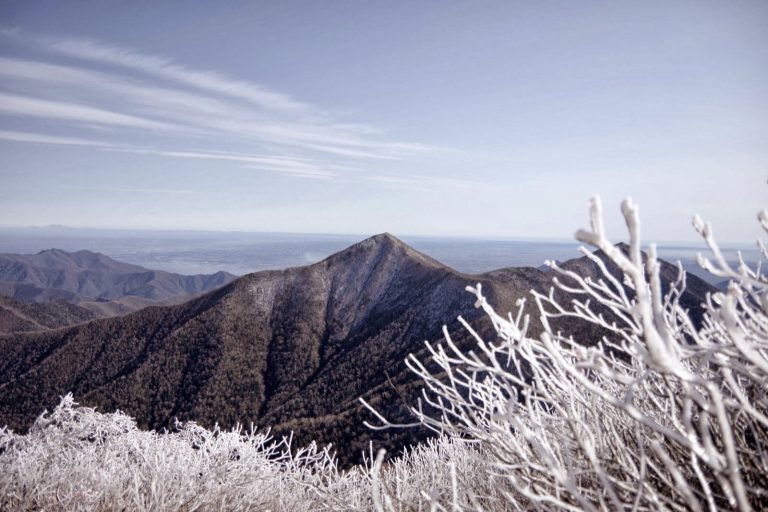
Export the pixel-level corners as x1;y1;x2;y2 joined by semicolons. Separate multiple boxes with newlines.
365;196;768;511
0;395;501;511
0;394;368;510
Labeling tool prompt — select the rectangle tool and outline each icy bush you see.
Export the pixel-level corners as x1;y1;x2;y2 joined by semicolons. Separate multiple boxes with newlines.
0;394;362;510
0;394;496;511
365;196;768;511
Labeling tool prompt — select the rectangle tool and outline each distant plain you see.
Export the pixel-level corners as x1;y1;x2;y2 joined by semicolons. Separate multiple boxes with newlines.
0;227;758;285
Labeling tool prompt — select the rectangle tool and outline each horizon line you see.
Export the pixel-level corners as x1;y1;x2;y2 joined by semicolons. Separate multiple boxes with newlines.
0;223;758;248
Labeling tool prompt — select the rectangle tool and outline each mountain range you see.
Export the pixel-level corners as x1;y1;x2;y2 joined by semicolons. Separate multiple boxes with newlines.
0;248;236;320
0;234;716;465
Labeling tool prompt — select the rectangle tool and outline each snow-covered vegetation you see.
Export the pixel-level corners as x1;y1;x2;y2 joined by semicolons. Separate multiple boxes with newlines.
0;398;509;511
2;196;767;511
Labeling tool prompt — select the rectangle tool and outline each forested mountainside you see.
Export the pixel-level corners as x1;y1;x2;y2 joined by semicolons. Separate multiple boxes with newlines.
0;294;97;333
0;234;715;465
0;248;236;315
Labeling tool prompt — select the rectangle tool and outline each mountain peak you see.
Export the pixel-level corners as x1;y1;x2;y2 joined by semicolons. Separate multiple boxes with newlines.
372;231;398;241
36;248;70;255
31;248;128;270
340;232;407;254
368;232;407;247
317;232;443;272
36;248;104;258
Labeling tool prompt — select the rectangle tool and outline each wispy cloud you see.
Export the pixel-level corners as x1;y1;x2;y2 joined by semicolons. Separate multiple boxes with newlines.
0;129;114;147
0;31;453;187
369;174;484;190
45;37;312;113
0;52;433;159
244;165;336;180
0;129;342;180
0;56;253;123
0;93;178;131
112;148;342;179
57;184;195;195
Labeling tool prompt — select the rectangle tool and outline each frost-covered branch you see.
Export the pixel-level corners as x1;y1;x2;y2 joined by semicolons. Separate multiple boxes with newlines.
368;196;768;511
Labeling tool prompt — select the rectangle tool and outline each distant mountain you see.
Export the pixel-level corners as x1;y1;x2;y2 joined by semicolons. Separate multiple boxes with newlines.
0;235;715;465
0;248;237;314
555;243;715;328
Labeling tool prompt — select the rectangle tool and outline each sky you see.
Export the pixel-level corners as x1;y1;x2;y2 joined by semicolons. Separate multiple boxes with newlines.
0;1;766;243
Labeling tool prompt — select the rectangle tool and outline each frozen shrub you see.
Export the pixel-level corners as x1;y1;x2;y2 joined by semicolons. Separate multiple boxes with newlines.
365;196;768;511
0;395;371;511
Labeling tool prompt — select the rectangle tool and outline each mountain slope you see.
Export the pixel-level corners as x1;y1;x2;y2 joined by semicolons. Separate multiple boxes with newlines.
0;249;237;312
0;295;97;333
0;235;716;465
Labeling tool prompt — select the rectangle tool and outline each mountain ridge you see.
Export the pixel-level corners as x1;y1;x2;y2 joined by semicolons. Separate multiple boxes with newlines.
0;248;237;316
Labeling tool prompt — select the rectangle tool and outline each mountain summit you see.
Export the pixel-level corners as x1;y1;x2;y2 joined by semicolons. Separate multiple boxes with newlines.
321;232;443;270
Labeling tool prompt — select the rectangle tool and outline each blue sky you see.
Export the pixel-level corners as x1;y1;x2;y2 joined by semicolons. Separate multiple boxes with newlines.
0;1;766;242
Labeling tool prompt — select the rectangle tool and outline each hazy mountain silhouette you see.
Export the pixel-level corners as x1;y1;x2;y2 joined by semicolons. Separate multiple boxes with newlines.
0;235;715;465
0;249;237;315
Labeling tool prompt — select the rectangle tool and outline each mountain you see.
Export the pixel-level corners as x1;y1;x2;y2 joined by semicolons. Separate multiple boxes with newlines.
555;242;715;328
0;235;716;465
0;294;97;333
0;249;237;314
